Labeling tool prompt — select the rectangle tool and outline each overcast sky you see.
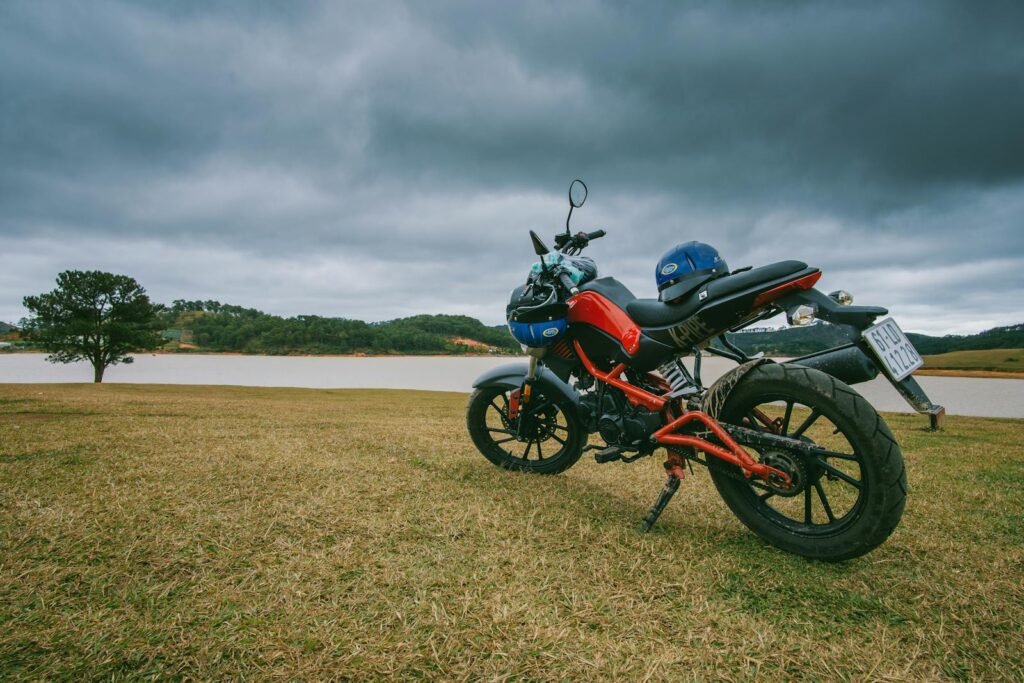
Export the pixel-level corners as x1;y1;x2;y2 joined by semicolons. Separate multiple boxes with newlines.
2;1;1022;334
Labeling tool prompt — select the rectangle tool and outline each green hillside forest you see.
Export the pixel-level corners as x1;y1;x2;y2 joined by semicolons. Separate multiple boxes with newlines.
161;300;520;355
5;301;1021;358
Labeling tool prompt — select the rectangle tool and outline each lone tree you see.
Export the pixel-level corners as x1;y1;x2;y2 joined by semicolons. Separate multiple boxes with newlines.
22;270;163;383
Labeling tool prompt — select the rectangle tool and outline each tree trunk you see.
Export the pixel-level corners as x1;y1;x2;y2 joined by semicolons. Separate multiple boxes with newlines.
94;363;104;383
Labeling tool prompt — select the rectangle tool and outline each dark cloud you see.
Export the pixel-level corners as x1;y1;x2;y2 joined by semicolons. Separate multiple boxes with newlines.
1;0;1022;334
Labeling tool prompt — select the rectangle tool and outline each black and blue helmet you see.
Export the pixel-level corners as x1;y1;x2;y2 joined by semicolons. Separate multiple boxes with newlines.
506;284;568;347
655;241;729;302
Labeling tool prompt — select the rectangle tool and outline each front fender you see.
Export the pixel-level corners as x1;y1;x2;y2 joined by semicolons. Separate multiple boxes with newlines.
472;362;580;410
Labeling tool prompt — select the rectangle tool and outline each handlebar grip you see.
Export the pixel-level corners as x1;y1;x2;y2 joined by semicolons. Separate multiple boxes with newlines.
586;229;606;240
558;271;579;295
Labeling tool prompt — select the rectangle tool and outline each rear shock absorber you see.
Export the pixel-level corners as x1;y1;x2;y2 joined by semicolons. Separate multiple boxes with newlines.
657;355;701;398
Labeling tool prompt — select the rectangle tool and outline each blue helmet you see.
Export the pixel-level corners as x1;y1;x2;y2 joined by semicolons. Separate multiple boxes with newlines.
506;284;568;347
656;241;729;302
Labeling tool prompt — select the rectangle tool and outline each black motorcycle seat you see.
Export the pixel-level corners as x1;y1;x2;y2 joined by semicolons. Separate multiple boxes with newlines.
626;260;810;328
577;277;638;311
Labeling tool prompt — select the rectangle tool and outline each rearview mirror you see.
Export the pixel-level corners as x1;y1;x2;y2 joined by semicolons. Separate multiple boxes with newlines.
569;179;588;208
529;230;550;256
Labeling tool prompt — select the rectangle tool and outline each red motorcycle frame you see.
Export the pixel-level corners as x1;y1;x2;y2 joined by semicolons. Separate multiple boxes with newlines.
468;179;940;559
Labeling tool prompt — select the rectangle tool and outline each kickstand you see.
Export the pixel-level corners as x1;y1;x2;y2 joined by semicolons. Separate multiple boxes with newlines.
639;473;681;533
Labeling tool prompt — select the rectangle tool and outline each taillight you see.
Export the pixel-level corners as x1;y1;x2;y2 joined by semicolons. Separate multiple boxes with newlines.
752;271;822;308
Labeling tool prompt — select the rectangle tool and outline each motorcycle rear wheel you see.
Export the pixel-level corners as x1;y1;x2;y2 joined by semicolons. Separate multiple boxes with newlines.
708;363;907;562
466;385;585;475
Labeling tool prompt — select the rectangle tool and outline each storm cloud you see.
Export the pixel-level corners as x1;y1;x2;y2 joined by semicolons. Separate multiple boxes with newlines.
2;0;1022;333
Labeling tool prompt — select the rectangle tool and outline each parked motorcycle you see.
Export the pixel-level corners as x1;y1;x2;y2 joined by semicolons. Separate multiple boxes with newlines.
467;180;944;561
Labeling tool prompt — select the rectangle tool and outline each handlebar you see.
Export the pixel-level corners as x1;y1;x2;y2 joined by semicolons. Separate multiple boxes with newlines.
554;229;606;254
557;270;579;295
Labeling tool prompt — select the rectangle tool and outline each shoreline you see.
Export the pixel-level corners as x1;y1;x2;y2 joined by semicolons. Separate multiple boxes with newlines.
2;349;520;360
6;349;1023;379
913;368;1024;380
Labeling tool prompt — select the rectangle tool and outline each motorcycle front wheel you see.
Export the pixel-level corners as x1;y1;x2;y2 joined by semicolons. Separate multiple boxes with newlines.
709;363;907;562
466;385;585;475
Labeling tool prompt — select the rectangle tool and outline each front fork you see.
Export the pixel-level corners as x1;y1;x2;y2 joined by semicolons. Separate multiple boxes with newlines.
512;353;541;437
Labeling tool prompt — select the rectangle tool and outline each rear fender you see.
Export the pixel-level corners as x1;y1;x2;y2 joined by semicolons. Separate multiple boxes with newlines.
471;362;581;413
701;358;774;418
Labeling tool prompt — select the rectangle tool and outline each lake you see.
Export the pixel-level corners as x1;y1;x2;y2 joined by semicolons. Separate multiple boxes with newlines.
2;352;1021;418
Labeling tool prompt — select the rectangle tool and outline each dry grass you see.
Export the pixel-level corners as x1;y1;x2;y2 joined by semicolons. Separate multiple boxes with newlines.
1;384;1022;681
920;349;1024;376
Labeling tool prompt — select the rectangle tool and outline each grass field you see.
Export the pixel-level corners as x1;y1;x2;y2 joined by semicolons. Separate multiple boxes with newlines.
1;384;1022;680
920;348;1024;376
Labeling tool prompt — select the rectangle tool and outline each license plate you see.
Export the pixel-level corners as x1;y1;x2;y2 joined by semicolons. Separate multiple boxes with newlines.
862;317;924;381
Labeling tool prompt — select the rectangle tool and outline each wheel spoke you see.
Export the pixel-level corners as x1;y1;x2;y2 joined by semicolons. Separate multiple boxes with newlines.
488;399;506;418
791;409;821;438
814;480;837;522
781;401;794;435
492;436;517;445
746;478;773;493
811;447;860;462
550;433;567;446
804;486;813;524
487;427;514;435
758;490;776;502
522;439;533;460
811;457;862;489
536;440;544;460
755;407;780;429
746;412;763;431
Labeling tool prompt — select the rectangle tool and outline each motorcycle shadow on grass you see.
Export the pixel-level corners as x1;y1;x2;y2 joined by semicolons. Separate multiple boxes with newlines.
447;448;827;564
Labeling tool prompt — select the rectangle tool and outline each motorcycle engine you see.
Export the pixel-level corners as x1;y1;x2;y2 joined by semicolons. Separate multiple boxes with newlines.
582;390;663;448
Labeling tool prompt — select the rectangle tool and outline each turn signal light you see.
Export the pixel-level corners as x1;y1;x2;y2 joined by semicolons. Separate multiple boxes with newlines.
788;304;817;326
829;290;854;306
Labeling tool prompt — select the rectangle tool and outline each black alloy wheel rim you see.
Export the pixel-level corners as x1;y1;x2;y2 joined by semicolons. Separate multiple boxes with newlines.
483;389;573;463
729;395;867;535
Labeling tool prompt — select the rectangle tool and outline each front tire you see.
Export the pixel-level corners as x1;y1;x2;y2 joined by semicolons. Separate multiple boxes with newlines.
708;363;907;561
466;384;585;475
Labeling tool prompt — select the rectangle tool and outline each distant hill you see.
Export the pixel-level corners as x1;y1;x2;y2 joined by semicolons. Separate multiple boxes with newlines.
726;322;1024;357
161;301;519;355
0;321;17;333
906;323;1024;355
155;299;1022;357
919;348;1024;374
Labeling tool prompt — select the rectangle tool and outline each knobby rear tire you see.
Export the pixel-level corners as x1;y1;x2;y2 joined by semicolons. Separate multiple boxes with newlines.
708;363;907;562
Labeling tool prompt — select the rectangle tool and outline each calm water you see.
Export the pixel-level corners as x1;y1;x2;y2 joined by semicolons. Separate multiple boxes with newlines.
2;353;1022;418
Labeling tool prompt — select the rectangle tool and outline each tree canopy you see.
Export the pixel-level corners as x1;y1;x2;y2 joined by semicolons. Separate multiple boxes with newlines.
21;270;163;382
163;301;519;355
